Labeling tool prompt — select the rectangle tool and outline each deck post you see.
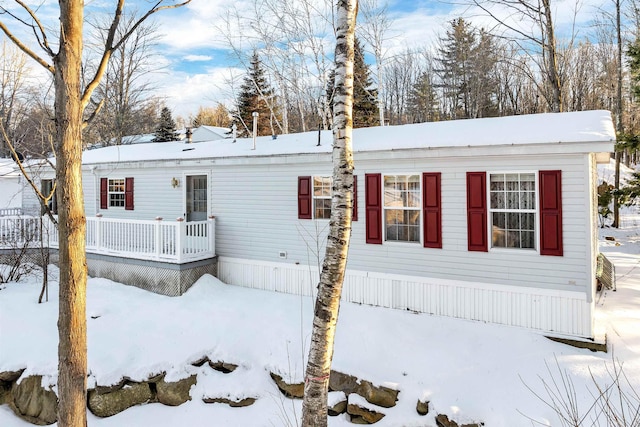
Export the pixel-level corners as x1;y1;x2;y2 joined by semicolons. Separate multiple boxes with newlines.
208;216;216;256
176;217;185;263
155;217;163;260
95;214;102;252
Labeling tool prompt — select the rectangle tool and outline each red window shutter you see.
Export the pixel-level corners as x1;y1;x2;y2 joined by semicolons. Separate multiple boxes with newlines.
423;172;442;248
298;176;312;219
365;173;382;244
539;170;563;256
125;177;134;211
352;175;358;222
466;172;487;252
100;178;108;210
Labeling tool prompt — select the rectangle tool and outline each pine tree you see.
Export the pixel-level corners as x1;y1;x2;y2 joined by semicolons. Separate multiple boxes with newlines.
353;37;379;127
408;71;439;123
232;52;276;137
327;37;379;128
153;106;179;142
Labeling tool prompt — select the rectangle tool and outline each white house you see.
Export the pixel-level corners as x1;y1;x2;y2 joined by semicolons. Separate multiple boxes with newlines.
34;110;615;339
0;159;24;215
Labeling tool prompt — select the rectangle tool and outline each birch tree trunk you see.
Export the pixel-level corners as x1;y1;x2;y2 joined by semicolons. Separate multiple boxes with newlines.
301;0;357;425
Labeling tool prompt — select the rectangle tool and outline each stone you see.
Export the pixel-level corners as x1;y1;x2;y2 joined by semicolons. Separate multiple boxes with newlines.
416;399;429;415
0;369;24;382
209;360;238;374
357;380;398;408
436;414;458;427
156;375;197;406
202;396;256;407
10;375;58;425
191;356;210;367
347;402;385;424
328;395;347;416
329;370;359;395
270;372;304;399
88;381;153;417
328;371;399;408
0;381;11;405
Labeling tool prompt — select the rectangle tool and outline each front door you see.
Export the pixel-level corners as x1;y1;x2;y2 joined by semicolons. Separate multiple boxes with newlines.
186;175;207;221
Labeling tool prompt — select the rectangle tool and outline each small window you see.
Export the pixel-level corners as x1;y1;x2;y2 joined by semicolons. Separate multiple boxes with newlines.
383;174;420;243
313;176;332;219
108;178;126;208
489;173;536;249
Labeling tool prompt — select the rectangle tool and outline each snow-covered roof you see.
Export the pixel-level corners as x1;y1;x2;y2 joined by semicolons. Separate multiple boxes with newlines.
191;126;229;142
81;110;615;165
0;159;20;178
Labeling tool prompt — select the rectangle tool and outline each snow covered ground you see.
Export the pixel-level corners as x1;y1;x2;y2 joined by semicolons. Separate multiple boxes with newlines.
1;166;639;427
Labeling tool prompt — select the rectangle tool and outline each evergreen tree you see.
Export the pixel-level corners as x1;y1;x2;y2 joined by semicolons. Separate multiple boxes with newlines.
327;37;379;128
231;51;276;137
435;18;498;119
408;71;439;123
152;106;179;142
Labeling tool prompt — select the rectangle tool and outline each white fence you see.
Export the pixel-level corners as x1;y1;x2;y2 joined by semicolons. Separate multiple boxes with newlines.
30;215;215;264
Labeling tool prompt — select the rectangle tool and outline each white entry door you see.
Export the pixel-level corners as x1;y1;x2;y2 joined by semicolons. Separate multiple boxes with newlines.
186;175;208;221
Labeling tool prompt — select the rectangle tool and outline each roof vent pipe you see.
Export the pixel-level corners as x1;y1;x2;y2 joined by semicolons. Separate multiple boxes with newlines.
186;127;193;144
232;123;237;143
252;112;259;150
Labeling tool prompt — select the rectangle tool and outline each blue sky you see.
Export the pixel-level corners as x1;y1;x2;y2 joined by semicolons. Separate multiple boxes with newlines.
0;0;616;119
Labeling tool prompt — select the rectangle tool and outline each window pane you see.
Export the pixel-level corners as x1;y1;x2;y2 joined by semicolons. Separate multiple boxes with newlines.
385;209;419;242
520;191;535;210
489;173;536;250
521;231;535;248
490;174;504;190
492;212;505;229
314;176;331;197
506;191;519;209
521;213;535;231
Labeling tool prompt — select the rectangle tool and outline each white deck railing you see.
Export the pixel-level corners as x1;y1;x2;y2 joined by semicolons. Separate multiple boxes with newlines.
45;215;216;264
0;216;42;247
0;207;24;217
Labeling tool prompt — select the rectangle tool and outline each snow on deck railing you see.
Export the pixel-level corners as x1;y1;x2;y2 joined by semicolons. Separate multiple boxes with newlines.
44;215;215;264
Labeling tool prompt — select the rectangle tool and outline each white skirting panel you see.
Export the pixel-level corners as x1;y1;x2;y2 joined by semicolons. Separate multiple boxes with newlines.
217;257;593;338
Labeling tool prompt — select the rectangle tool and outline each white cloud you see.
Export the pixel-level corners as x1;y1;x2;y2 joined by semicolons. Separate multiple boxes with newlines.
183;55;213;62
155;66;244;119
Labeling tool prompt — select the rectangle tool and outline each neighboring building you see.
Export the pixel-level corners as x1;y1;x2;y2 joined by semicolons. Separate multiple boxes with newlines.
31;110;615;339
0;159;23;215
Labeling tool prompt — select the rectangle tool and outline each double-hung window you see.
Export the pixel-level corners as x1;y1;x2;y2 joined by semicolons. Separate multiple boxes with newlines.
383;174;420;243
108;178;126;208
489;173;536;249
313;176;332;219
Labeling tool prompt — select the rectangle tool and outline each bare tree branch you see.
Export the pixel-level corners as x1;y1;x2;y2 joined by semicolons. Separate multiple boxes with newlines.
81;0;192;109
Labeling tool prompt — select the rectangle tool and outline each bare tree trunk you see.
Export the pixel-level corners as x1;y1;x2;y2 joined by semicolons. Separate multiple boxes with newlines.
541;0;562;112
614;0;622;228
301;0;357;425
53;3;88;425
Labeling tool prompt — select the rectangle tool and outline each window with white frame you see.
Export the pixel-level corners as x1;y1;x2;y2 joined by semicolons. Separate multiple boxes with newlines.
313;176;332;219
383;174;420;242
108;178;126;207
489;173;536;249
